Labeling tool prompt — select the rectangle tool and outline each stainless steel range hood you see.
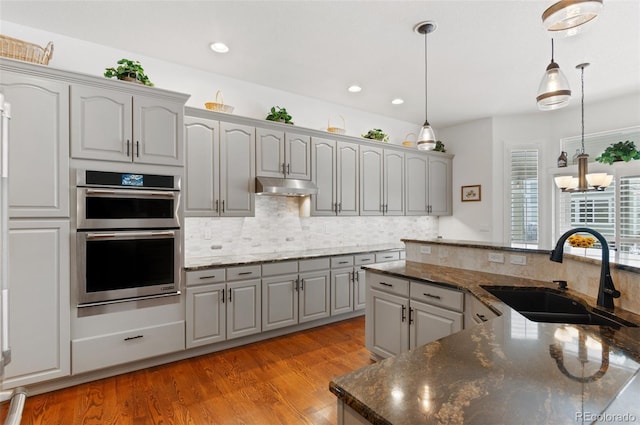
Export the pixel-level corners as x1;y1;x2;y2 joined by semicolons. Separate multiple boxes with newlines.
255;177;318;196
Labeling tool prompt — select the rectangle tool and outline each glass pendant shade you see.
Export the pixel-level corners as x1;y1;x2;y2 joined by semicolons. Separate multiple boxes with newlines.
537;61;571;110
542;0;603;38
417;121;436;151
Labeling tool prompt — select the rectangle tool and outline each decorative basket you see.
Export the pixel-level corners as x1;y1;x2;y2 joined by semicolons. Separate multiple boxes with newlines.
205;90;234;113
327;115;346;134
402;133;416;147
0;35;53;65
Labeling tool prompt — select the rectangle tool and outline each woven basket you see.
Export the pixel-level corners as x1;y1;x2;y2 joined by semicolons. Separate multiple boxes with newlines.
327;115;346;134
205;90;234;113
402;133;417;147
0;35;53;65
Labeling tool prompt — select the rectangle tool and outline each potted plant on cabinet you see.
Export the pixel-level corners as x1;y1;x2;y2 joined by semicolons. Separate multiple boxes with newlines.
362;128;389;142
434;140;446;152
104;58;154;86
265;106;294;124
595;140;640;164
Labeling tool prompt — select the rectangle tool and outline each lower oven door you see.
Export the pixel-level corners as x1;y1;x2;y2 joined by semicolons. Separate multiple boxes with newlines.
76;229;181;306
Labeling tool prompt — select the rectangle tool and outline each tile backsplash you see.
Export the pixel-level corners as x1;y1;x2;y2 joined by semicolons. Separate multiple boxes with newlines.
185;196;437;258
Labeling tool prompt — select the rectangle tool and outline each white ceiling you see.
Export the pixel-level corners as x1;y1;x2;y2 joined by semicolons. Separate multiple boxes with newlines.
2;0;639;127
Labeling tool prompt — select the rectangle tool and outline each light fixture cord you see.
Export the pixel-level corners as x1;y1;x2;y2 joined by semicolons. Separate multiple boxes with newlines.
551;38;555;62
424;30;429;122
580;65;585;153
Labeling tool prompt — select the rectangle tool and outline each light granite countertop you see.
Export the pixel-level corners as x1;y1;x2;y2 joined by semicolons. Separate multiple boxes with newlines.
184;243;405;270
330;260;640;425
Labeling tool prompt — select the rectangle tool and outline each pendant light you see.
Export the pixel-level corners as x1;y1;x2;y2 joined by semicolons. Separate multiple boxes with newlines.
537;39;571;111
542;0;603;38
414;21;437;151
554;63;612;192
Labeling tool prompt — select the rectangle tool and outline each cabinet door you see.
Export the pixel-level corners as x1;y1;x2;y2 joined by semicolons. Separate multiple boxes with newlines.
310;137;337;216
256;128;285;178
366;288;408;359
262;274;298;332
331;268;354;316
70;84;132;162
1;72;69;218
299;270;330;323
409;299;462;350
405;153;428;216
359;146;383;216
285;133;311;180
133;95;183;166
384;150;405;216
220;122;255;217
184;116;219;216
428;156;452;216
336;141;359;216
353;268;366;311
226;279;261;340
186;283;226;348
4;220;70;387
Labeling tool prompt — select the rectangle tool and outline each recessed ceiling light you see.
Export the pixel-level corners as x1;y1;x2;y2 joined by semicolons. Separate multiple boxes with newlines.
391;98;404;105
347;85;362;93
210;42;229;53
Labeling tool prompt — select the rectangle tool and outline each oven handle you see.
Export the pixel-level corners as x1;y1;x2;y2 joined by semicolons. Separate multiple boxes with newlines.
84;189;176;198
86;231;176;240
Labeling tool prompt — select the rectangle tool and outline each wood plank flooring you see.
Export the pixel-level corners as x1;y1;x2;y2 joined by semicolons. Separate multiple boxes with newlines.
1;317;371;425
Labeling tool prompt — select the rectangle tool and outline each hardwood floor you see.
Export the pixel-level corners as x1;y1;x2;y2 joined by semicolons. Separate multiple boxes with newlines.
1;317;371;425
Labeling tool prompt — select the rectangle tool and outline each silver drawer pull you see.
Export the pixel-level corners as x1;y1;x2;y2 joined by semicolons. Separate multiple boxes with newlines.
380;282;393;287
124;335;144;341
360;258;372;262
424;293;441;300
199;275;218;280
338;261;349;264
238;271;253;275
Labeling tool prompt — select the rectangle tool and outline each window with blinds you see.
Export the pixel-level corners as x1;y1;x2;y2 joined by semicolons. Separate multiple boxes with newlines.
619;176;640;266
510;149;538;246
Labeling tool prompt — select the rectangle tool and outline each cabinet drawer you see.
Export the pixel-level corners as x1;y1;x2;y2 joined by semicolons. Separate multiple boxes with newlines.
262;261;298;277
354;253;375;266
367;273;409;297
299;257;330;272
375;251;400;263
72;321;185;374
466;293;499;325
331;255;354;268
186;268;226;285
226;265;261;281
410;282;464;312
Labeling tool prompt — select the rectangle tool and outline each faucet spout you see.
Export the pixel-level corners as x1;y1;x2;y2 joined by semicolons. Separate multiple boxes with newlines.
550;227;620;309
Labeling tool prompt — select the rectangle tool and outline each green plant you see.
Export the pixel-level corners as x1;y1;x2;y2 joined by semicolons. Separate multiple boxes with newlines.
265;106;294;124
595;140;640;164
434;140;446;152
362;128;389;142
104;59;154;86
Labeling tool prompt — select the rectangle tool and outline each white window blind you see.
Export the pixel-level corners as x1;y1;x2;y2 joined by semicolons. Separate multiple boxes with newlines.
619;176;640;266
510;149;538;246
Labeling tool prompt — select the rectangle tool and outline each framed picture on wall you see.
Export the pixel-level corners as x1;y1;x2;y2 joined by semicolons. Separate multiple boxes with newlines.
461;185;481;202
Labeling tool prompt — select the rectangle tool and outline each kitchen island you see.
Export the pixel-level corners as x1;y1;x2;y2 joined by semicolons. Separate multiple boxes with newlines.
330;260;640;425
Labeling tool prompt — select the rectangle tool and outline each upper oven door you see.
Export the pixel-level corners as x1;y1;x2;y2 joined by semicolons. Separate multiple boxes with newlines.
77;187;180;229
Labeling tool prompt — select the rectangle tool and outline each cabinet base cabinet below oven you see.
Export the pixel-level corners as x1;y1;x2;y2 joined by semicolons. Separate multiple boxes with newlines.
71;321;185;375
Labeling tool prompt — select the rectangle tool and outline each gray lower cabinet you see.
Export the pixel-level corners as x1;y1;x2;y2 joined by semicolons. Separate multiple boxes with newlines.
365;271;463;359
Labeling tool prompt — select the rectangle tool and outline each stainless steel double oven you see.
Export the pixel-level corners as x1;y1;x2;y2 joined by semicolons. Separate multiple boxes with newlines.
75;169;181;306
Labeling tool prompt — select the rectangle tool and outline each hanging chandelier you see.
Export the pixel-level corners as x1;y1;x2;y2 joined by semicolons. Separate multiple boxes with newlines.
542;0;604;38
414;21;437;151
554;63;612;192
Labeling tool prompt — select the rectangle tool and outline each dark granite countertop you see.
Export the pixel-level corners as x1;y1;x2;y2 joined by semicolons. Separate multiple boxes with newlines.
184;243;404;271
330;261;640;425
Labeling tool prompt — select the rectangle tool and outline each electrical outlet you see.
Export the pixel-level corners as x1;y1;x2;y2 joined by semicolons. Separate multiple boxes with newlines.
488;252;504;263
510;255;527;265
420;246;432;254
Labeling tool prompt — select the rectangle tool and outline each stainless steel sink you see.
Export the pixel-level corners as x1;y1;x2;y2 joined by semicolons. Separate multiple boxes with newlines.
481;286;638;328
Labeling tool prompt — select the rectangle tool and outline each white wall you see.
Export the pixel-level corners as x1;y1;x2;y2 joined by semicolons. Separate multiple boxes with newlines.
0;21;420;145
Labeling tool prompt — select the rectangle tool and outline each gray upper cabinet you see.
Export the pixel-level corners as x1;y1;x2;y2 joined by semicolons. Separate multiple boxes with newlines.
360;146;404;216
405;152;451;216
427;155;452;216
70;84;184;166
405;152;428;216
311;138;359;216
220;122;255;217
256;128;311;180
0;71;69;218
184;116;255;217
